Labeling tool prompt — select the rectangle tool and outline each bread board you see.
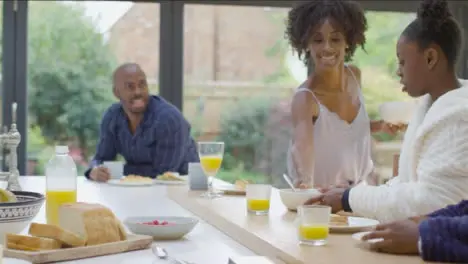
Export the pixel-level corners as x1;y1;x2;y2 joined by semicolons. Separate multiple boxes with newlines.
4;234;152;263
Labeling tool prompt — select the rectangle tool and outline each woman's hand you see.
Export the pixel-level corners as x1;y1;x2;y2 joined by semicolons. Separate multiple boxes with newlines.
293;179;311;189
371;120;406;136
296;182;310;189
304;187;346;213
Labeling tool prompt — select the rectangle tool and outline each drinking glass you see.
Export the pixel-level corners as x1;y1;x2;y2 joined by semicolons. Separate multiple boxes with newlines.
297;205;331;246
198;141;224;199
246;184;272;215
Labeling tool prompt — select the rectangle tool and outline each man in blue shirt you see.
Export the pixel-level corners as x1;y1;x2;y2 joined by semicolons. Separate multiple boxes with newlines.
85;63;199;181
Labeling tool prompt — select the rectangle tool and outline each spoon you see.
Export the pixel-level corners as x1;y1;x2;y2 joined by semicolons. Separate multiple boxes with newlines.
152;245;168;260
283;174;297;192
151;245;192;264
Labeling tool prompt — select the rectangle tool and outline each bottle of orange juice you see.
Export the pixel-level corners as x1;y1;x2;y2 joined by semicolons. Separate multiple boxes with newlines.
45;145;77;225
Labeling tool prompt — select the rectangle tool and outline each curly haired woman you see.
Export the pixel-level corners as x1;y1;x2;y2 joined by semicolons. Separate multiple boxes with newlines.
286;0;401;189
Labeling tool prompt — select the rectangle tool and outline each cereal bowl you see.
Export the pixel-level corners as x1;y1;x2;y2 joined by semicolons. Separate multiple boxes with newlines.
124;216;198;240
279;189;321;211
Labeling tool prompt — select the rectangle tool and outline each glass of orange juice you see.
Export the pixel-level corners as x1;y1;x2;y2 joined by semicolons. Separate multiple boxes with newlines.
198;141;224;199
246;184;271;215
297;205;331;246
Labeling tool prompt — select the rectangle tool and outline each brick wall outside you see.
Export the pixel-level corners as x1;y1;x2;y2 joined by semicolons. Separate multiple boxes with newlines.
108;3;291;84
107;3;161;81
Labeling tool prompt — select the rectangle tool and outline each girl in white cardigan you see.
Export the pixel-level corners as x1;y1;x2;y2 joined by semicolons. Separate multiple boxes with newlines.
307;0;468;223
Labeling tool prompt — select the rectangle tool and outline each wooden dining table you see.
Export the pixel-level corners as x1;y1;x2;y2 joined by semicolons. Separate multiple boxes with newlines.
13;176;256;264
167;184;431;264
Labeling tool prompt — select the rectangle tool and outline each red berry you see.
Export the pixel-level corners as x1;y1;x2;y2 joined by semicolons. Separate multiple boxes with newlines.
141;220;174;226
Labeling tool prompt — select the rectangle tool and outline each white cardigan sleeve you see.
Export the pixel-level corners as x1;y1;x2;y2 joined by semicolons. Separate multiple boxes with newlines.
348;118;468;223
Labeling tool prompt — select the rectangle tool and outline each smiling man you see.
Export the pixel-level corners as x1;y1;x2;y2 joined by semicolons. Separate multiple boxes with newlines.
84;63;199;182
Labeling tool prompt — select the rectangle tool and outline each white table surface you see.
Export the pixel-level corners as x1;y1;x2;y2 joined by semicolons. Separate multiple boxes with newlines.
16;176;255;264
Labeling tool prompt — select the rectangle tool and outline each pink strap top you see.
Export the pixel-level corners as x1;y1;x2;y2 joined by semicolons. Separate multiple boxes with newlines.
287;67;374;188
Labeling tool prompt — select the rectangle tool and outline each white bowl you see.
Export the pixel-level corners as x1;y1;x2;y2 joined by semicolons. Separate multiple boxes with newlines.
379;101;416;124
124;216;198;240
278;189;321;211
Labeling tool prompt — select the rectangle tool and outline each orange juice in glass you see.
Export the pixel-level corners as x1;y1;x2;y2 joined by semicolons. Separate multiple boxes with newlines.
198;142;224;199
247;199;270;211
297;205;331;246
246;184;271;215
200;155;223;175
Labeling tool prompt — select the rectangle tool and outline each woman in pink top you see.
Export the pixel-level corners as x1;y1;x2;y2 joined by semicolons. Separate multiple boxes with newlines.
286;0;402;189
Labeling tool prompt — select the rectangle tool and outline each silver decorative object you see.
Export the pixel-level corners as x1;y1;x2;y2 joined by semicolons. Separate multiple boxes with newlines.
0;103;22;191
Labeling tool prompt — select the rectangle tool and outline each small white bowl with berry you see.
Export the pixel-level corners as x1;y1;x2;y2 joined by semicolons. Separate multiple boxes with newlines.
123;216;199;240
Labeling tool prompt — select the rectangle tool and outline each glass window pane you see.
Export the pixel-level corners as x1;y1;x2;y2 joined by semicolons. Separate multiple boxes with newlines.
0;2;3;170
27;1;160;175
353;11;414;184
183;5;297;186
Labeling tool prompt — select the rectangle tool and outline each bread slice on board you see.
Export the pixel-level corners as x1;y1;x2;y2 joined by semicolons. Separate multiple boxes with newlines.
28;223;86;247
6;233;62;251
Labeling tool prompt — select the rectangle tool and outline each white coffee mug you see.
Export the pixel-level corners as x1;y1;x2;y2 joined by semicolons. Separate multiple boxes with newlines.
102;161;124;179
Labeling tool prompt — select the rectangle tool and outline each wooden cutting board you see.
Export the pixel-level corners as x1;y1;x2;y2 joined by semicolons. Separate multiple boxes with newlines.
4;234;153;263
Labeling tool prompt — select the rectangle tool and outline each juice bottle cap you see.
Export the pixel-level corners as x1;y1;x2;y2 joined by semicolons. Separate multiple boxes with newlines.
55;145;69;154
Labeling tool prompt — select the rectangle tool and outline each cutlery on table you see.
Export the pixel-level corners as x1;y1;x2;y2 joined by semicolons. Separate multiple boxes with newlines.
151;245;194;264
283;174;297;192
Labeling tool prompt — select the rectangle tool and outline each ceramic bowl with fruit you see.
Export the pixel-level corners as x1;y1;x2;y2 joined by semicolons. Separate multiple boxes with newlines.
279;188;322;211
124;216;199;240
0;189;45;243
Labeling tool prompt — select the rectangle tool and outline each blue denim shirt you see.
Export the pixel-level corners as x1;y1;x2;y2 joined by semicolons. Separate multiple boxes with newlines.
84;95;199;179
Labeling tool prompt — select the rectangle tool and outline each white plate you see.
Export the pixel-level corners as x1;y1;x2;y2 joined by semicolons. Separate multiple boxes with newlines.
352;231;384;244
153;175;188;185
107;179;156;187
4;258;33;264
330;217;379;233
